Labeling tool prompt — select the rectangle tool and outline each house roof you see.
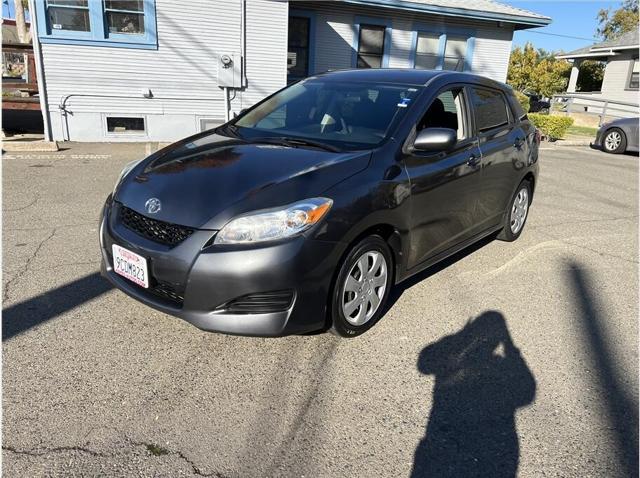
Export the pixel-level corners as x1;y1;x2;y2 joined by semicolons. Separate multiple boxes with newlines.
557;29;639;59
337;0;551;28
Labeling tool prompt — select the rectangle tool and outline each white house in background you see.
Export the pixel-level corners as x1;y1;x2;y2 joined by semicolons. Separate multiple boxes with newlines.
555;29;639;120
31;0;550;142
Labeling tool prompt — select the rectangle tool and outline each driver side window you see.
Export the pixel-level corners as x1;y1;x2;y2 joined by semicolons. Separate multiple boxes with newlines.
417;89;467;140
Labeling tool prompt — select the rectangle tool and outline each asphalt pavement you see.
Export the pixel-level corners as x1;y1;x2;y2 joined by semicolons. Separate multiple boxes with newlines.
2;142;638;477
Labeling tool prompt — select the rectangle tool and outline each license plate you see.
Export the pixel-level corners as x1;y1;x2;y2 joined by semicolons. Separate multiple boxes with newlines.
112;244;149;288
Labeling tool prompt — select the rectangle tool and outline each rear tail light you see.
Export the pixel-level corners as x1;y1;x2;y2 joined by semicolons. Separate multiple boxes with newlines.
534;129;542;144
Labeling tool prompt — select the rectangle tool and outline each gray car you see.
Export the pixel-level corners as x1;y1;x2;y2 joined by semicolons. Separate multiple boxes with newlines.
593;117;639;154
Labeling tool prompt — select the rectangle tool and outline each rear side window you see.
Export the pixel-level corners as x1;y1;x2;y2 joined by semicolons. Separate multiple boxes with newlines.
470;88;510;133
508;92;528;121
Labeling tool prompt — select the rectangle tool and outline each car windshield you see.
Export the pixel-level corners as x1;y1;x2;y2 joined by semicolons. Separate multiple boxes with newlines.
230;80;422;151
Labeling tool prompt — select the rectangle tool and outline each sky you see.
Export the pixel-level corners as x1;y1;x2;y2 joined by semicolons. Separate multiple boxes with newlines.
503;0;623;53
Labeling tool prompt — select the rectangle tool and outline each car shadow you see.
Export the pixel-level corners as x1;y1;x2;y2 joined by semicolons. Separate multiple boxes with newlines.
411;311;536;478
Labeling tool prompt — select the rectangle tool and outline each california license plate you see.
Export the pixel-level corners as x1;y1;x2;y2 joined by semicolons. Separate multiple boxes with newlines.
112;244;149;288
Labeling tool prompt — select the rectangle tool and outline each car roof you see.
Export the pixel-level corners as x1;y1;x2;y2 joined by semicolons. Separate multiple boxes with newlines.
309;68;511;91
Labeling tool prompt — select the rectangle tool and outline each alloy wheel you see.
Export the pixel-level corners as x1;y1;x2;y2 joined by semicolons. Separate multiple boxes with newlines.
510;187;529;234
605;131;622;151
341;251;388;326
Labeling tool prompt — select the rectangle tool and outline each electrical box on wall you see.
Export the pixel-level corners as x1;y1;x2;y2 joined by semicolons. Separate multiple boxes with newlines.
217;53;242;88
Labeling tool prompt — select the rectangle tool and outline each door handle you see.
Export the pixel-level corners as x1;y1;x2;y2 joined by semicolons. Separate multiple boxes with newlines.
467;154;481;167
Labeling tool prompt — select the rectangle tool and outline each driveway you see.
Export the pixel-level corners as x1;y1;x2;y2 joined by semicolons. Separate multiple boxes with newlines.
3;143;638;477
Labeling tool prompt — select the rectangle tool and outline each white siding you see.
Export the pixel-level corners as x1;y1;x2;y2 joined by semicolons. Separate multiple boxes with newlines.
295;1;514;82
470;27;513;82
600;53;639;104
40;0;287;141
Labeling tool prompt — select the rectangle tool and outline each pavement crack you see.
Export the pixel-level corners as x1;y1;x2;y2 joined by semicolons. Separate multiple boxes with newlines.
5;195;38;213
2;444;108;458
3;228;57;303
134;441;226;478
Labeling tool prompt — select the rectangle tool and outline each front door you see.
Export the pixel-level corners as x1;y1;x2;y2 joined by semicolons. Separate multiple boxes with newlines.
402;87;483;269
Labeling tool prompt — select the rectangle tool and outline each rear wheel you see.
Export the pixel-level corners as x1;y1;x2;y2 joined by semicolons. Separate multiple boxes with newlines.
603;128;627;154
497;180;531;242
329;236;393;338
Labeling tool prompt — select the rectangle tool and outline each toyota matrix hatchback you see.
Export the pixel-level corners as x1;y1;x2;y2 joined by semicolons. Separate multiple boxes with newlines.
100;69;539;338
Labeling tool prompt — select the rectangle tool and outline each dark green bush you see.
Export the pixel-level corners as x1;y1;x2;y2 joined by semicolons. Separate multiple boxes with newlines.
529;113;574;140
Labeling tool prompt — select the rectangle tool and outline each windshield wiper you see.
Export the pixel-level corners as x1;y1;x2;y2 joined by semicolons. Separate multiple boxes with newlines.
252;136;341;153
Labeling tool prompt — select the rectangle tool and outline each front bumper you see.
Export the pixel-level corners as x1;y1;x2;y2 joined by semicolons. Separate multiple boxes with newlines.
591;127;604;149
100;199;342;336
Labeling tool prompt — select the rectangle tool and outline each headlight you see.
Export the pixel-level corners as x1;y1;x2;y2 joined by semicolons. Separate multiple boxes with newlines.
215;197;333;245
113;159;144;195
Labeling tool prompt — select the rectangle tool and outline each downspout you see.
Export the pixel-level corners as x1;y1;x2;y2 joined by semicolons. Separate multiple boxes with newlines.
28;0;53;142
241;0;246;88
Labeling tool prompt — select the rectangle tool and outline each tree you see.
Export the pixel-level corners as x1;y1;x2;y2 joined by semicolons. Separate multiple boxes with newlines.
507;43;571;97
576;60;605;92
596;0;639;40
14;0;31;44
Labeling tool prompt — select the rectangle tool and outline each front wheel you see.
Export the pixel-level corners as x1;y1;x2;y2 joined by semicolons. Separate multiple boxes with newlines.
497;180;531;242
602;128;627;154
329;235;393;338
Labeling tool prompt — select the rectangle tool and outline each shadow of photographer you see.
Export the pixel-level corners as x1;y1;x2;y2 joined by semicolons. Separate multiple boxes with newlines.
412;311;536;478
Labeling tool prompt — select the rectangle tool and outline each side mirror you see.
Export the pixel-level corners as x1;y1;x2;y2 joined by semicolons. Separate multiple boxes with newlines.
413;128;457;152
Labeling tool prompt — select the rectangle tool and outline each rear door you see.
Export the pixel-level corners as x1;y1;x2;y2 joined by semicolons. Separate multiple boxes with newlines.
402;87;483;269
468;86;528;230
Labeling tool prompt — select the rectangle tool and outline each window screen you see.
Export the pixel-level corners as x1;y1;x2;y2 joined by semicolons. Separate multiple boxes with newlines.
470;88;510;132
357;24;385;69
443;36;467;72
629;59;639;89
104;0;145;35
288;16;310;79
47;0;90;32
414;33;440;70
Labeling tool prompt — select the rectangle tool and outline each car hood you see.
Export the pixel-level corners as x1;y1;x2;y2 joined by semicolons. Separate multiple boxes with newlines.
115;131;371;230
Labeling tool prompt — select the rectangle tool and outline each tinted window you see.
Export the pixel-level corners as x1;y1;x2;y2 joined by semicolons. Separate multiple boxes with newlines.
470;88;510;132
234;80;421;150
357;25;385;68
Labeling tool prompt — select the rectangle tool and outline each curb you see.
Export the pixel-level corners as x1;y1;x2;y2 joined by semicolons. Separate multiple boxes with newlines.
2;141;59;152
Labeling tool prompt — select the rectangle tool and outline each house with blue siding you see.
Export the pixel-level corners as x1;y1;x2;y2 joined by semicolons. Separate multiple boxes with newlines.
30;0;550;142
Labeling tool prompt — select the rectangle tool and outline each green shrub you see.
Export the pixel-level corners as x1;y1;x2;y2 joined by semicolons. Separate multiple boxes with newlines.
528;113;574;140
514;90;530;113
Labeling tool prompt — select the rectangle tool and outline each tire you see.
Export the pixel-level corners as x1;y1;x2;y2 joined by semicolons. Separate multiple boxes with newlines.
602;128;627;154
329;235;393;338
497;180;532;242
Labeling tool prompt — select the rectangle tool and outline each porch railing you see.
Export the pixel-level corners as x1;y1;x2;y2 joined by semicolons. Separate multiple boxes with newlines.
552;93;639;126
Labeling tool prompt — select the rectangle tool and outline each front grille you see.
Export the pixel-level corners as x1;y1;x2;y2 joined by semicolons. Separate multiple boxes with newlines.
120;205;194;247
221;290;295;314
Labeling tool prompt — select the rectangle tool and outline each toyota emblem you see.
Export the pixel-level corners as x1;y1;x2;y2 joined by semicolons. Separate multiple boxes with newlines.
145;198;162;214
